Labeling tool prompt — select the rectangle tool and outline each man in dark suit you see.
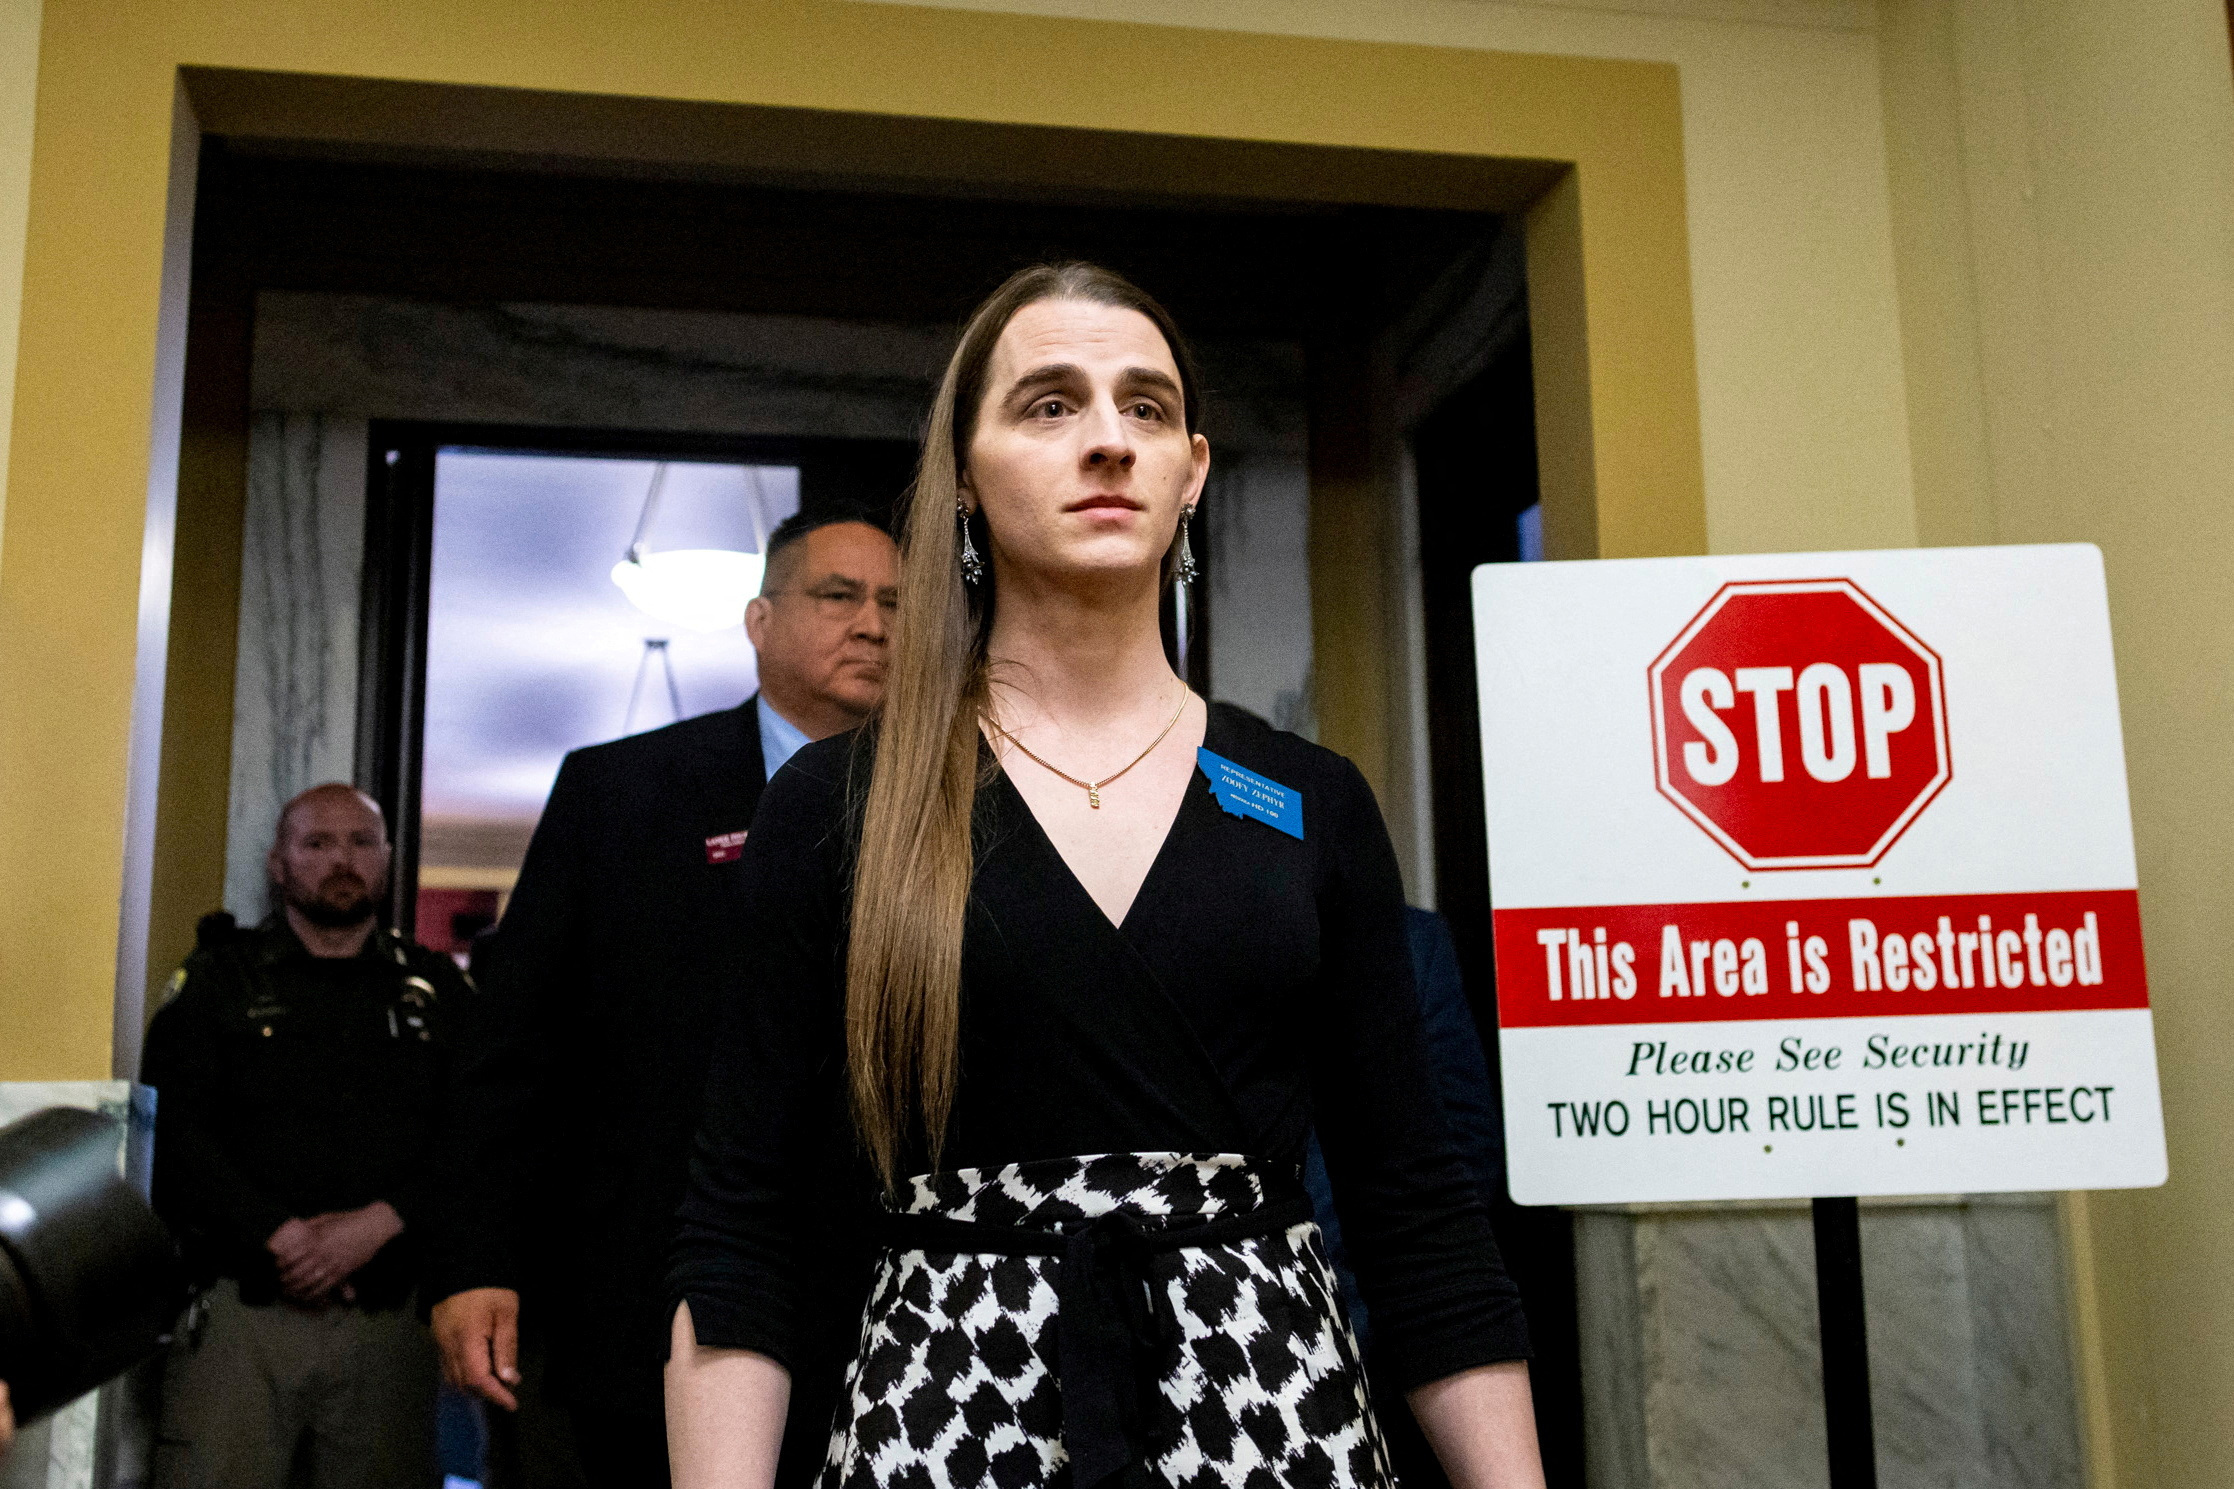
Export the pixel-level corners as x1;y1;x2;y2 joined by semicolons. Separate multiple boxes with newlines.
426;510;898;1486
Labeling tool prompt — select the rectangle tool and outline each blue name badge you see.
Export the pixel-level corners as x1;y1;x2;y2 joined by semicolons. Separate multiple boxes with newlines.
1197;748;1304;840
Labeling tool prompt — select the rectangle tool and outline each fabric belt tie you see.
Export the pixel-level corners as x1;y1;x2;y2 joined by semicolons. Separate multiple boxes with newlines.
880;1193;1315;1489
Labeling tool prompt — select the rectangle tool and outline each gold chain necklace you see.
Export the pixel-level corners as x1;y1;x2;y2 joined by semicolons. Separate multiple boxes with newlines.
988;685;1189;810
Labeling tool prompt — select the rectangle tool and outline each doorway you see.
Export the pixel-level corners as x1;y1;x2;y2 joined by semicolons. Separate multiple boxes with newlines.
190;129;1583;1482
357;422;914;936
194;136;1485;930
415;448;794;958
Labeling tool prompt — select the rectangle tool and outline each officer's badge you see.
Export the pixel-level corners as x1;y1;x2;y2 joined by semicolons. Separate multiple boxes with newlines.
397;975;438;1041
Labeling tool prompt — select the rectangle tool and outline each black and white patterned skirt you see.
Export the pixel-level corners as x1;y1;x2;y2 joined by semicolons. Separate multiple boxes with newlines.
818;1151;1396;1489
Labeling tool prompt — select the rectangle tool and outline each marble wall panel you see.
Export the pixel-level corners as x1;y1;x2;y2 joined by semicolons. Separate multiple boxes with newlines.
1576;1211;1654;1488
1859;1204;1992;1487
249;292;1308;456
221;413;367;919
1204;451;1314;735
1950;1199;2083;1487
1577;1198;2082;1489
1642;1206;1828;1489
252;293;946;442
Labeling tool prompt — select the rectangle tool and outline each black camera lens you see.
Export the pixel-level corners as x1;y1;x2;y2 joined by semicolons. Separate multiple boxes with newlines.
0;1108;186;1424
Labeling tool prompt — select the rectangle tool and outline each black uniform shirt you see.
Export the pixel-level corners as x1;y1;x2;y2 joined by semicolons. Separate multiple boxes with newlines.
670;704;1531;1393
140;914;469;1306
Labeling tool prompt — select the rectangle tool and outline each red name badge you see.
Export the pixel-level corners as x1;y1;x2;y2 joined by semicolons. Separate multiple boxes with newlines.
704;830;748;864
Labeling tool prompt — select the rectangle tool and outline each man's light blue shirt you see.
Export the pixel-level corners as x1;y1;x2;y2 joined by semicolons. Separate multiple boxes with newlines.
756;693;814;780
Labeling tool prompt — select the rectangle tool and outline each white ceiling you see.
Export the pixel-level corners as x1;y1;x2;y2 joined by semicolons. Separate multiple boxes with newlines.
421;450;799;825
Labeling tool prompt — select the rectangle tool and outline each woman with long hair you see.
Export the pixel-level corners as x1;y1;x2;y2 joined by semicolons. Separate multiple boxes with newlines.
667;263;1544;1489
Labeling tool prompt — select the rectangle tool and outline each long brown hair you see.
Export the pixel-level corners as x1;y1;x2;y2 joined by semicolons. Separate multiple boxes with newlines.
847;263;1203;1187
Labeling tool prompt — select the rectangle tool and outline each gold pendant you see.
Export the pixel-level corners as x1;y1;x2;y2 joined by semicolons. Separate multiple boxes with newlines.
1087;785;1102;809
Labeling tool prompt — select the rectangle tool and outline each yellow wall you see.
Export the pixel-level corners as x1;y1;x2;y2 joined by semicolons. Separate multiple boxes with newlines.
0;2;1704;1076
0;0;41;571
1878;4;2234;1484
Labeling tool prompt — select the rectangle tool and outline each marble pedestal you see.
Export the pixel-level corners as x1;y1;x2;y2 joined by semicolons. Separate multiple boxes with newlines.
1576;1196;2082;1489
0;1083;160;1489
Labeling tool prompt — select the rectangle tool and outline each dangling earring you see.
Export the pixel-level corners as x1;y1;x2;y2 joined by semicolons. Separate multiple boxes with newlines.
957;496;985;585
1173;502;1199;586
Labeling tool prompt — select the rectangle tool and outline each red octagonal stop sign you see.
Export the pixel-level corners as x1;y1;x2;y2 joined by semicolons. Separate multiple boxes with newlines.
1648;579;1951;869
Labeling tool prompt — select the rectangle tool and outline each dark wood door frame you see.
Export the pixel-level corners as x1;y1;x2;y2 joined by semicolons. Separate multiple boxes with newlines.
1411;331;1589;1489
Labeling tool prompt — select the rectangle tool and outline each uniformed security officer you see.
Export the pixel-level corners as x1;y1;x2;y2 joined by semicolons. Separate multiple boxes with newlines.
141;782;469;1489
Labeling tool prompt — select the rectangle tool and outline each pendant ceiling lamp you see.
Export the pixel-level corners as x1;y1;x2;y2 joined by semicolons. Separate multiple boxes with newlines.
608;462;766;632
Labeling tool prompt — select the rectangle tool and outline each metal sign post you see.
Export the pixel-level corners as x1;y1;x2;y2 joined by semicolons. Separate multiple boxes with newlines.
1811;1197;1875;1489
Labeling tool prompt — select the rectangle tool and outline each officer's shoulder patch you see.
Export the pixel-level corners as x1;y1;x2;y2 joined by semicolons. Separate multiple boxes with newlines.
169;943;230;999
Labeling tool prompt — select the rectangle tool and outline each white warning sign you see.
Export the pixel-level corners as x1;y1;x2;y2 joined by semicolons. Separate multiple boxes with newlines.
1474;544;2165;1205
